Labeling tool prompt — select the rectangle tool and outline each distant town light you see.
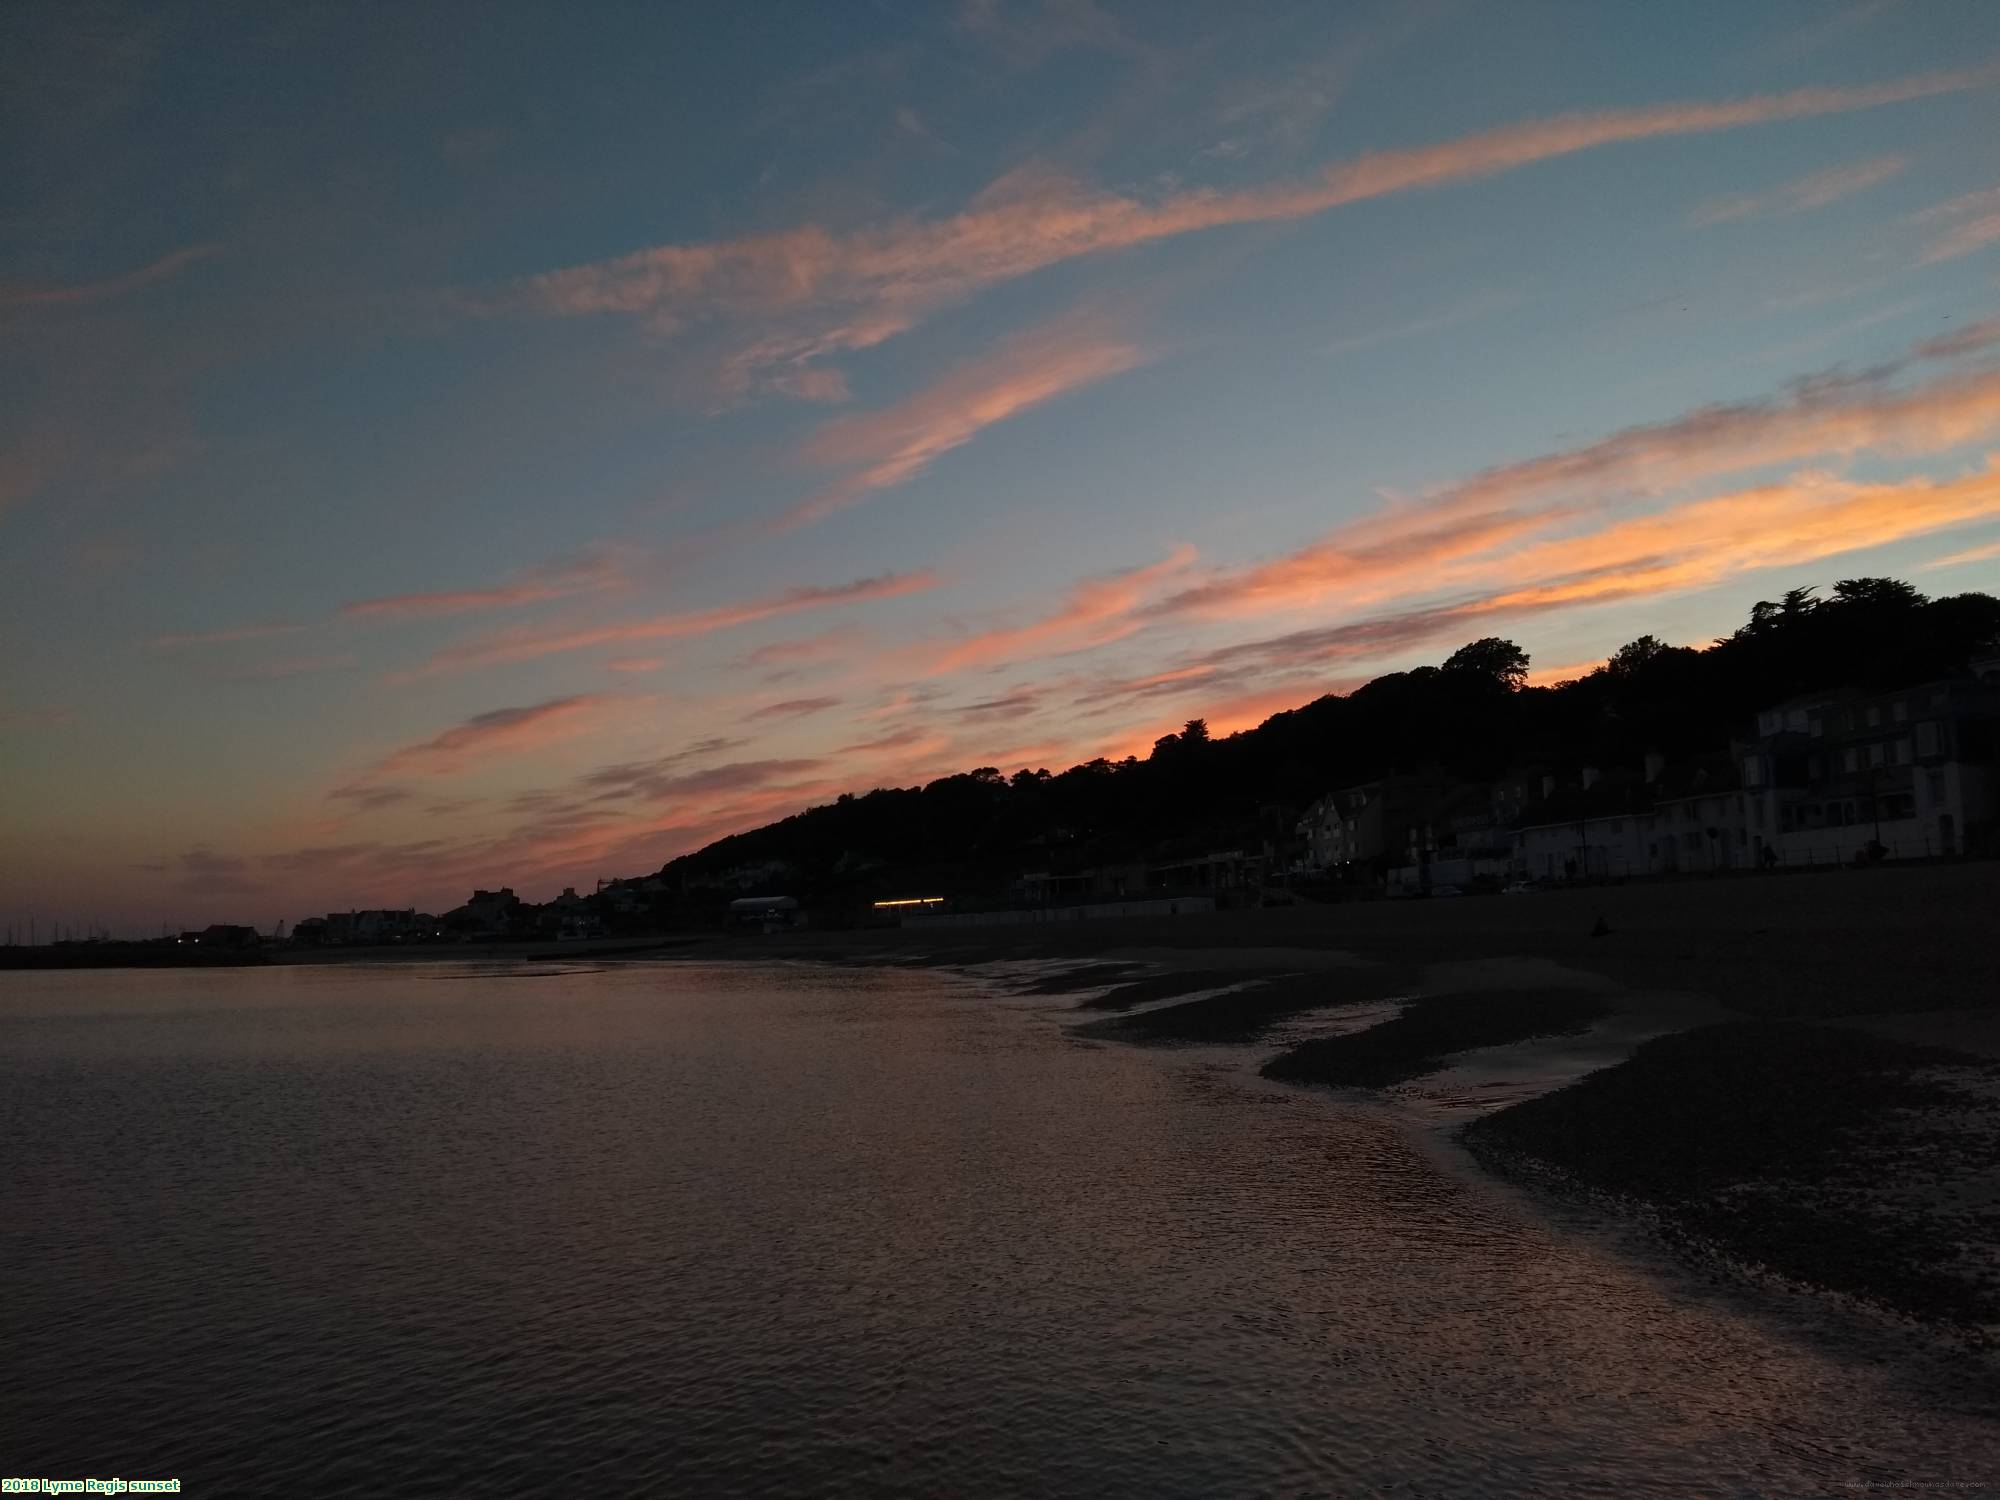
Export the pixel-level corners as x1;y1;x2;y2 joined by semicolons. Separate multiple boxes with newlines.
872;896;944;908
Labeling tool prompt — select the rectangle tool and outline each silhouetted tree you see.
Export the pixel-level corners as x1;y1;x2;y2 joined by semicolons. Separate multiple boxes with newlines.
643;577;1998;914
1605;635;1670;678
1831;577;1927;610
1443;637;1529;689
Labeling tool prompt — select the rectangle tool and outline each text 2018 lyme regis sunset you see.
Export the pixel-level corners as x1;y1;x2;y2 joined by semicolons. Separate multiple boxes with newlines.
5;4;2000;1496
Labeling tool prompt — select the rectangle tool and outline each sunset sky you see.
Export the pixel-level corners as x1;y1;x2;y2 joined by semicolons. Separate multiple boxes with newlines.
5;1;2000;933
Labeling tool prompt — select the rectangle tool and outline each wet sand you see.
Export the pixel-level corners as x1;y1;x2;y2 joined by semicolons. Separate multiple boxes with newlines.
720;863;2000;1335
709;861;2000;1021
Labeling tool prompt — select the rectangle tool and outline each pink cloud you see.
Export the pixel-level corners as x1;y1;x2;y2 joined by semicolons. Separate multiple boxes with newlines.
368;693;612;778
411;569;941;676
1161;361;2000;622
1167;461;2000;686
0;245;218;312
1915;315;2000;362
1923;536;2000;569
481;61;1992;389
781;319;1151;526
743;696;843;722
1687;152;1907;226
339;554;623;620
1917;185;2000;263
928;543;1197;673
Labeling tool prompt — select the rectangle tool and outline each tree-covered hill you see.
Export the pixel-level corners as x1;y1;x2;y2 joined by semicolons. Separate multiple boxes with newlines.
646;579;1999;909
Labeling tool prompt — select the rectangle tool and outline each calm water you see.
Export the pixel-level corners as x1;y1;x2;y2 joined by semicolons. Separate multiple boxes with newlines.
3;960;1994;1496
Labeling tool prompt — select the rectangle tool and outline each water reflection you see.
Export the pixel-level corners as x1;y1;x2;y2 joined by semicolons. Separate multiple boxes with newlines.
2;961;1992;1496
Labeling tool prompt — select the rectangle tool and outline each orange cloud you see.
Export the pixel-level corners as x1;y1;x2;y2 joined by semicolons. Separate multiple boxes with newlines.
485;61;1992;387
928;544;1197;673
412;569;941;676
1170;461;2000;687
781;320;1150;526
1164;362;2000;621
1523;657;1610;688
1923;537;2000;569
1468;461;2000;612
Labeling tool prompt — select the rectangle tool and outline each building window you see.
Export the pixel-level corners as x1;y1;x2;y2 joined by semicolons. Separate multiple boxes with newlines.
1866;706;1882;727
1916;722;1940;757
1843;748;1859;773
1927;769;1946;804
1867;743;1885;769
1808;716;1823;738
1892;701;1908;723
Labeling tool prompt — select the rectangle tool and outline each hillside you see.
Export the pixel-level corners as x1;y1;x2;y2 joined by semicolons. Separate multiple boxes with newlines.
644;578;2000;911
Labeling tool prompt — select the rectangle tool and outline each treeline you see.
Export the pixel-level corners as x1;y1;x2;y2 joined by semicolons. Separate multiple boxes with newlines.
652;579;1999;904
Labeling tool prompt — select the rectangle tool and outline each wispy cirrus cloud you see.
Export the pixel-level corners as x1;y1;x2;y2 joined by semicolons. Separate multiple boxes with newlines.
1923;536;2000;569
580;755;827;805
888;331;2000;692
148;551;629;656
412;569;941;676
733;626;860;676
1688;152;1908;225
781;318;1152;526
1160;360;2000;622
1169;461;2000;687
0;244;217;313
1916;184;2000;263
955;0;1138;66
475;62;1993;391
928;544;1197;673
1323;291;1521;356
368;693;612;778
148;620;309;651
1914;315;2000;361
338;553;624;620
743;696;843;722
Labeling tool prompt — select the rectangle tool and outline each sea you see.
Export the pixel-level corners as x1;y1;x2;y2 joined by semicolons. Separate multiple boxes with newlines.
4;959;1994;1497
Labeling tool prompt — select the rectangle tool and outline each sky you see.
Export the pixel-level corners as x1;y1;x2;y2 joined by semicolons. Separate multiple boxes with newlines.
4;0;2000;935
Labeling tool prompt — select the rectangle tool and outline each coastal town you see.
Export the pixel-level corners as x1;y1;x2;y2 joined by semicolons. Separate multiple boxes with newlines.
10;587;1996;964
17;7;2000;1489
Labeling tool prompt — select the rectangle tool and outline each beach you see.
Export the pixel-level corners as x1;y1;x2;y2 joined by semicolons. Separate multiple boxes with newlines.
701;863;2000;1338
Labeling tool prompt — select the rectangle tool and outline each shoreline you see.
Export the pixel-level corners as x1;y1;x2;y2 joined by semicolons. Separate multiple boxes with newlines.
708;864;2000;1341
13;865;1995;1338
